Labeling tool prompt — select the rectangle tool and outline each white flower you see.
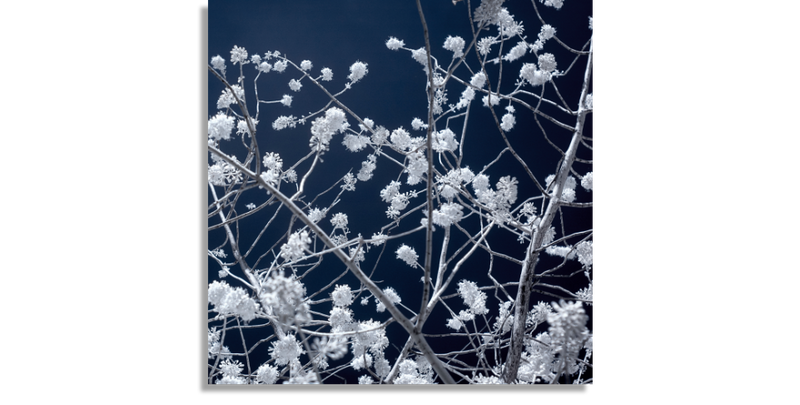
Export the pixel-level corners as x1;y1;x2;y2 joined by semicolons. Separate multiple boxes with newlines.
328;307;353;331
342;134;369;152
539;24;556;41
280;230;311;262
331;284;354;307
443;35;465;58
538;53;557;73
269;334;304;366
380;180;401;203
477;37;494;56
256;363;279;384
520;63;549;87
433;128;458;153
370;232;387;246
308;207;327;223
211;55;226;74
390;127;412;151
262;152;283;170
341;173;357;191
411;47;428;67
230;45;248;64
208;112;235;141
258;62;272;73
386;37;405;51
348;61;368;83
289;79;302;92
330;212;348;230
581;172;593;191
575;241;593;268
503;41;528;62
411;117;427;131
273;60;287;72
321;67;333;81
281;94;292;107
300;60;313;71
446;317;463;330
376;287;401;312
457;280;488;315
272;115;296;131
432;202;464;227
541;0;564;10
396;244;418;267
501;112;515;131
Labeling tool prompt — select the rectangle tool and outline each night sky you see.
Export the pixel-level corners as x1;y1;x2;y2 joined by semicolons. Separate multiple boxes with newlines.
209;0;593;384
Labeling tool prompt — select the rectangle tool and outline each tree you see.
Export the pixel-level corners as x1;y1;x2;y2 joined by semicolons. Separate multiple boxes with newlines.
207;0;592;384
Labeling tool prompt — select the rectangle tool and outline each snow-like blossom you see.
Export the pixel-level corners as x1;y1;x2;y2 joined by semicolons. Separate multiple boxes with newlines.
330;212;348;230
216;86;243;110
280;230;311;262
538;53;557;73
258;62;272;73
547;300;589;375
300;60;312;71
331;284;354;307
432;202;464;227
256;363;279;384
208;112;235;141
390;127;412;151
308;207;326;223
482;94;501;107
386;37;405;50
540;0;564;10
211;55;226;74
251;54;262;65
269;334;304;366
282;169;297;183
396;244;418;267
520;63;549;87
341;172;357;191
446;317;463;330
381;180;400;203
370;232;387;246
358;376;374;384
310;107;349;152
472;173;490;192
348;61;368;83
357;155;377;181
342;134;369;152
443;35;465;58
411;118;427;131
273;60;287;72
477;37;494;56
404;152;427;185
272;115;296;131
433;128;459;153
281;94;292;107
576;283;592;304
321;67;333;81
262;152;283;170
581;172;593;191
220;359;244;378
411;47;428;67
539;24;556;41
501;111;516;131
503;41;528;62
284;80;300;94
473;0;505;26
457;280;489;315
230;45;248;64
209;281;260;322
260;271;310;324
328;307;353;331
376;287;401;312
575;240;592;268
456;87;475;109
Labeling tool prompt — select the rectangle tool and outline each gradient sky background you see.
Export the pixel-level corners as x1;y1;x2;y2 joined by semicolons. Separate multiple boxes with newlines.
209;0;593;384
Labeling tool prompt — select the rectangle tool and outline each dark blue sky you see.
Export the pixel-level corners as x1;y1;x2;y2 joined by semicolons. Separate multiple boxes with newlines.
209;0;592;384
